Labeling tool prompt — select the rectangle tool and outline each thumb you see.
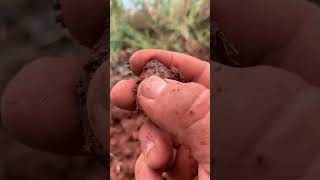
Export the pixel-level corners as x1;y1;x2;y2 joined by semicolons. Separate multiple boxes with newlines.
137;76;210;172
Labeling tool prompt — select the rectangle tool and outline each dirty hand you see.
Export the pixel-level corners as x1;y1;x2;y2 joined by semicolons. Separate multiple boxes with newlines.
213;0;320;179
1;56;108;155
111;49;210;180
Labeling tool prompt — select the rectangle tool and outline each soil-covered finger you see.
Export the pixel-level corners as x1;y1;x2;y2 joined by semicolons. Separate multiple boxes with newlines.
135;153;163;180
1;56;89;154
134;59;183;111
110;79;136;111
213;0;309;65
60;0;108;47
137;77;208;136
86;62;109;156
138;121;174;170
166;145;198;180
129;49;209;87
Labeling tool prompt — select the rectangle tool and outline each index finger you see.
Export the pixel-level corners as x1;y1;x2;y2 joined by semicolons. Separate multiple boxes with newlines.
214;0;320;86
129;49;210;88
213;0;310;64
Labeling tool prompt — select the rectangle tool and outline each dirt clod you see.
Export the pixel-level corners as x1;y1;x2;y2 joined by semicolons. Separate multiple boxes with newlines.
137;60;183;83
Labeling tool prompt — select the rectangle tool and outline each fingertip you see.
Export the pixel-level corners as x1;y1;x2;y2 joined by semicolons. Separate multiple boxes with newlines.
110;79;136;111
129;49;210;86
135;153;163;180
129;49;169;75
1;56;87;154
138;122;173;170
136;95;155;114
137;76;168;100
129;49;151;75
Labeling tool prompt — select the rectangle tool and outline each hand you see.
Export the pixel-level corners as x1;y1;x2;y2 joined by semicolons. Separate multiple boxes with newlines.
213;0;320;179
214;0;320;85
1;56;108;155
111;49;210;180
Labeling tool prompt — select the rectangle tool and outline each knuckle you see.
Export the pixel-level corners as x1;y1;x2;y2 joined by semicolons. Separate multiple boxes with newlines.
182;89;210;129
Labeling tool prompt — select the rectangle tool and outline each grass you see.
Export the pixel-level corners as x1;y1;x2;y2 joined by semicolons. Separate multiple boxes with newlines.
110;0;210;64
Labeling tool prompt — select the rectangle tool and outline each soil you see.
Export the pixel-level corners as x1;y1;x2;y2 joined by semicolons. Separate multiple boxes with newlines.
110;105;145;180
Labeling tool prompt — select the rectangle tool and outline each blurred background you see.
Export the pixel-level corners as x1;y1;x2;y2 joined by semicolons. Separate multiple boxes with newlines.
110;0;210;88
0;0;104;180
110;0;209;179
5;0;320;180
111;0;209;64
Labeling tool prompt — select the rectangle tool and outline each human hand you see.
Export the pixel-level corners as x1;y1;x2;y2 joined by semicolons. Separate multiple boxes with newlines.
213;0;320;179
111;49;210;180
0;0;108;155
1;56;108;155
214;0;320;85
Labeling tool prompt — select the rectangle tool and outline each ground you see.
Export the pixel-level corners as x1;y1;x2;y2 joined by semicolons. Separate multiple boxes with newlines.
110;105;144;179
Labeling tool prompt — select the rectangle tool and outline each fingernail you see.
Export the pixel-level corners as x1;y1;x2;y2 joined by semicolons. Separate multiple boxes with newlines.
139;76;167;99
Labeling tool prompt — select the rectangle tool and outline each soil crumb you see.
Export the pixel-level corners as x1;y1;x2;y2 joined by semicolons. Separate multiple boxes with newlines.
137;59;183;84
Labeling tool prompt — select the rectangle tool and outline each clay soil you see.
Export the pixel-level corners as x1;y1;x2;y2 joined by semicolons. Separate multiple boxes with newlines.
110;105;145;180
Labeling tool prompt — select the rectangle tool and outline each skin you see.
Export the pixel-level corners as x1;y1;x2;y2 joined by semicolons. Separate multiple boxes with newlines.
1;56;87;154
212;0;320;179
111;49;210;179
2;0;320;179
61;0;107;47
1;56;108;155
213;0;320;85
